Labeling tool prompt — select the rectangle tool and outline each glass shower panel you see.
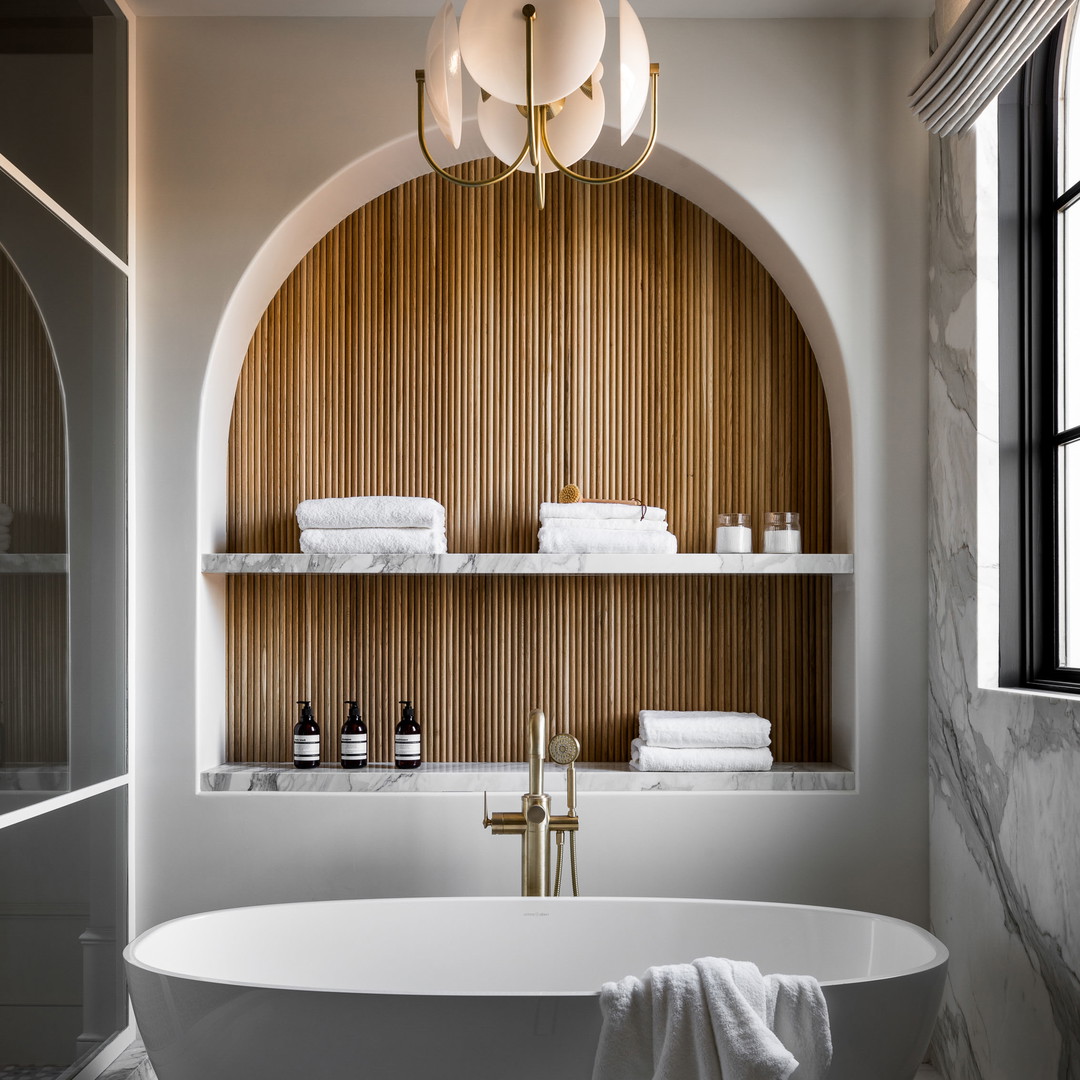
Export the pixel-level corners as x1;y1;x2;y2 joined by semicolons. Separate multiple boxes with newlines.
0;787;127;1074
0;2;128;259
0;167;126;792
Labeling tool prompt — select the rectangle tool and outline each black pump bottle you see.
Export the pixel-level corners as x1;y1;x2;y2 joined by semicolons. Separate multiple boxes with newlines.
341;700;368;769
293;700;320;769
394;699;421;769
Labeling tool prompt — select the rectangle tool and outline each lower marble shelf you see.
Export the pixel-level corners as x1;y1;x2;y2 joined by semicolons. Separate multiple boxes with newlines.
202;762;854;794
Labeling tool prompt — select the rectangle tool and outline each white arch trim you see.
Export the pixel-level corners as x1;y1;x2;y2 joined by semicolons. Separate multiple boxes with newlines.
197;122;853;555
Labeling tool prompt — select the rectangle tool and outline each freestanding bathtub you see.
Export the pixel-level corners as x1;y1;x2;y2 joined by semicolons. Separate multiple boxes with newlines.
124;896;947;1080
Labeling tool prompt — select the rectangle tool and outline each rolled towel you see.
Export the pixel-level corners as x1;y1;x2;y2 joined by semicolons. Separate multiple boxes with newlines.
540;502;667;524
638;711;771;749
300;528;447;555
539;527;678;555
541;517;669;533
630;740;773;772
296;496;445;531
0;503;12;526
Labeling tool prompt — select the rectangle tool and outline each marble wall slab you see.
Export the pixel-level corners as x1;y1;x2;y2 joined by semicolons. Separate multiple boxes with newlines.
928;122;1080;1079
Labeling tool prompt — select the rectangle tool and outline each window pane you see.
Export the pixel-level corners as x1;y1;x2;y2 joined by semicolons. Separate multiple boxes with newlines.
0;787;127;1072
1062;440;1080;668
0;3;128;259
1063;10;1080;191
1063;204;1080;431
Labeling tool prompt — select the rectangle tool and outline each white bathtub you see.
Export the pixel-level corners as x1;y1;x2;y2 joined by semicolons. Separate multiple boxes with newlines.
124;897;947;1080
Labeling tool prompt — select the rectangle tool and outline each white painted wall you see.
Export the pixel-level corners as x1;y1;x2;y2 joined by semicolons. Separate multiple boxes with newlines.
133;17;930;930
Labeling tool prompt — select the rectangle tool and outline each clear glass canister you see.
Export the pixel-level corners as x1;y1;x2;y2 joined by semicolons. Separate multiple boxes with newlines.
763;511;802;554
715;513;752;553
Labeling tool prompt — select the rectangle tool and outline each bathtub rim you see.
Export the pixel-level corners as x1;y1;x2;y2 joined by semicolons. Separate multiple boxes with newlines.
123;895;949;998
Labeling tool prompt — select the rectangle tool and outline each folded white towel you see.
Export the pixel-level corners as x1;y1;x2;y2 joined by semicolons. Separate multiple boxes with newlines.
539;527;678;555
630;740;773;772
638;711;771;749
539;502;667;523
0;503;12;527
299;528;447;555
540;517;669;533
593;956;831;1080
296;496;445;531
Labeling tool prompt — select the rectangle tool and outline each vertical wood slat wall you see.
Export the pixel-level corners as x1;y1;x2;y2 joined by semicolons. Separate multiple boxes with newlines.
0;250;68;765
227;161;833;764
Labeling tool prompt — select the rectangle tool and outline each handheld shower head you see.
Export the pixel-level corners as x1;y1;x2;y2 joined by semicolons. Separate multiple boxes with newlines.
547;733;581;765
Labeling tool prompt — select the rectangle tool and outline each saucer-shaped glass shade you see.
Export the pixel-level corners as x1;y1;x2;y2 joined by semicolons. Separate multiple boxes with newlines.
619;0;650;145
425;1;464;148
545;78;605;170
477;80;605;174
460;0;605;106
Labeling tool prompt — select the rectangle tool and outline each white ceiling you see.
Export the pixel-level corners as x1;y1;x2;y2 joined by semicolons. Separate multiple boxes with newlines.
128;0;933;18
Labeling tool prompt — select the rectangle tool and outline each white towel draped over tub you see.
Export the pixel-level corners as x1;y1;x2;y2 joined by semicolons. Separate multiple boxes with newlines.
592;956;832;1080
296;495;445;531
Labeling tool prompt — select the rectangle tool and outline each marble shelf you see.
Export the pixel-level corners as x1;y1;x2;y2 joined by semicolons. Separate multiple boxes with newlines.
202;761;854;794
0;553;69;574
201;552;854;576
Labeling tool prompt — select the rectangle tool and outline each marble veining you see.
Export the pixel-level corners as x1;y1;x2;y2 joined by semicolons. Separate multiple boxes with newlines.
929;124;1080;1078
202;760;854;794
201;552;854;576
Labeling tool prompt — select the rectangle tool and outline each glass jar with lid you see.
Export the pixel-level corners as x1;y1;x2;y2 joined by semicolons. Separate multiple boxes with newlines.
763;511;802;554
715;513;752;553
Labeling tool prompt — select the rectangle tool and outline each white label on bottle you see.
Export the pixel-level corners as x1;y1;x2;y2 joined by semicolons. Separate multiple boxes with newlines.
341;734;367;758
395;734;421;760
294;734;320;760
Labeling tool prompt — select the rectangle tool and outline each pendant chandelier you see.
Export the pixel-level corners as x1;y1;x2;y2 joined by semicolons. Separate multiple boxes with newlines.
416;0;660;208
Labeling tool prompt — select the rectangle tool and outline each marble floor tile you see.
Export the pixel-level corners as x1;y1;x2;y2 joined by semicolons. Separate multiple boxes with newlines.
94;1042;154;1080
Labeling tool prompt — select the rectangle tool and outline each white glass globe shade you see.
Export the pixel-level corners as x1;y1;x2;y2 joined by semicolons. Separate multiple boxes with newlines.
619;0;650;145
545;77;605;170
425;1;464;149
460;0;606;107
477;79;605;175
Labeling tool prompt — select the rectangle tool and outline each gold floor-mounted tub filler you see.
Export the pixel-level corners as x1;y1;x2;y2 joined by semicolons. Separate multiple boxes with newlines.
483;709;581;897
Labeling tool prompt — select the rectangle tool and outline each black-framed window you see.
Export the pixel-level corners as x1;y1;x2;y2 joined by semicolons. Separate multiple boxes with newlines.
1000;15;1080;692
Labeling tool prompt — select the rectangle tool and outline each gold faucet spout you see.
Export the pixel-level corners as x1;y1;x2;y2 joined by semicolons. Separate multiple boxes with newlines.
527;708;547;796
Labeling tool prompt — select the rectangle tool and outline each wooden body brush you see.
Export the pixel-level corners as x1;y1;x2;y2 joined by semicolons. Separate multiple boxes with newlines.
557;484;647;519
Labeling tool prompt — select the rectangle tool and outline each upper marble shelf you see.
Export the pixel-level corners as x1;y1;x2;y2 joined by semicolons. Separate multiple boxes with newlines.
202;761;855;794
201;552;854;576
0;554;69;574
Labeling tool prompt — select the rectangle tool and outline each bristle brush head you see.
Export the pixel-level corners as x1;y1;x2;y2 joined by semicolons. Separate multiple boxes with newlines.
558;484;582;504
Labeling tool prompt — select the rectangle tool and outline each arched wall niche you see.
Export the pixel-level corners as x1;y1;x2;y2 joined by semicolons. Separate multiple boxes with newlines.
0;244;68;766
202;137;852;766
198;126;853;556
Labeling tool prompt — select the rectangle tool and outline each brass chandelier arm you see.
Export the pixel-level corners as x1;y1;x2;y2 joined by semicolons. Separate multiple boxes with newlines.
415;72;530;187
522;5;546;209
539;64;661;186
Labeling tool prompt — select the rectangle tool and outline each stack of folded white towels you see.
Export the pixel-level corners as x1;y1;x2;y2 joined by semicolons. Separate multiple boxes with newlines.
0;503;11;553
296;496;447;554
630;710;773;772
537;502;677;555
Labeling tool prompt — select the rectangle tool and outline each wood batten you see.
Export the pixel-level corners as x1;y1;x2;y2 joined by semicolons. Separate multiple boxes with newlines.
226;160;834;764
